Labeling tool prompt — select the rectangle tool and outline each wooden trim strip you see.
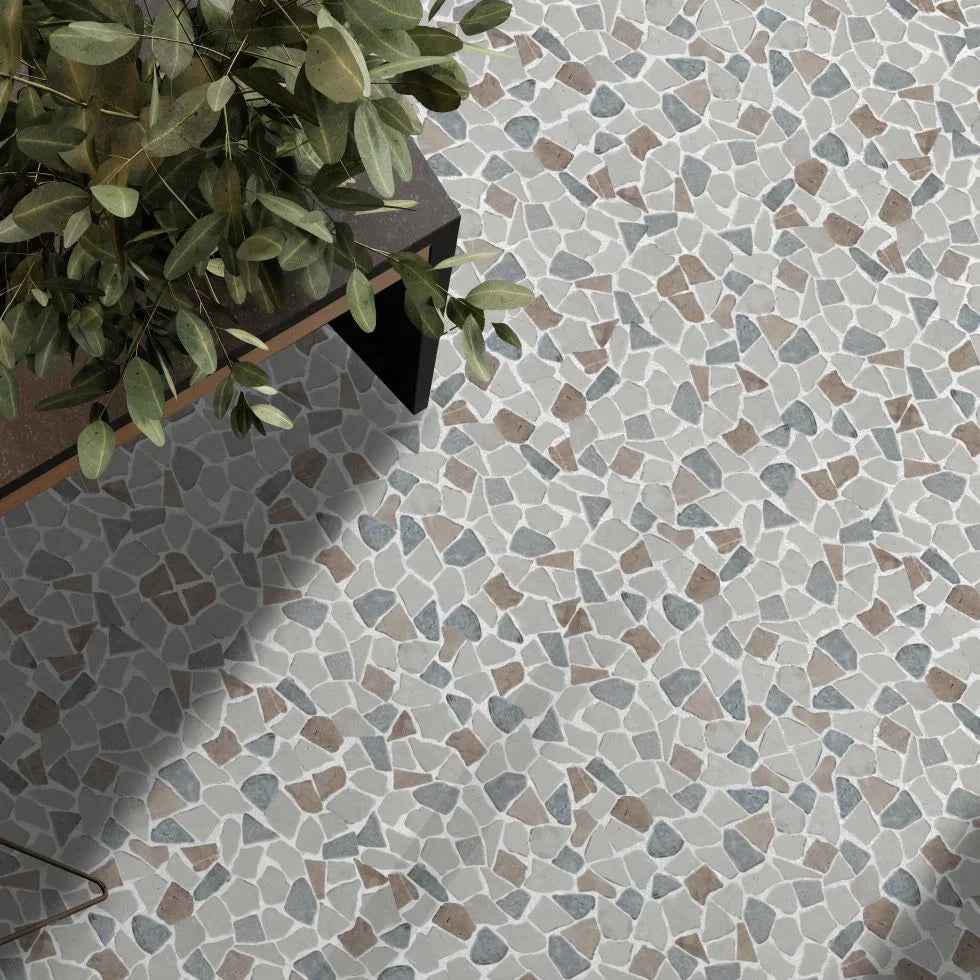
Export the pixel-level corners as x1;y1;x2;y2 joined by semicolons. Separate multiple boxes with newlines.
0;249;426;519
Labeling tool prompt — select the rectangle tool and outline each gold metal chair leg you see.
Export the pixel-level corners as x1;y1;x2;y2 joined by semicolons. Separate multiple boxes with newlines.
0;836;108;947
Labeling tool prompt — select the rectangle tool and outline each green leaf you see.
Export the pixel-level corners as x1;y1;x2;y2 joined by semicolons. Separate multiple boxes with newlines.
304;25;371;103
313;185;385;211
152;0;194;77
251;402;294;429
461;315;491;382
231;361;269;389
347;20;419;61
237;227;285;262
297;252;335;300
0;320;14;369
76;419;114;478
206;75;236;110
0;363;17;421
278;231;322;271
231;391;250;437
213;375;233;417
0;0;23;120
143;84;220;157
164;212;225;279
34;363;119;410
123;356;166;445
176;309;218;374
346;268;376;333
0;215;34;244
67;302;105;356
256;193;333;242
12;182;90;236
404;289;443;339
407;25;462;54
369;54;454;79
427;0;448;18
390;250;442;304
63;208;92;248
375;96;422;134
354;101;395;198
224;326;268;350
49;20;138;64
301;89;349;165
434;250;500;270
347;0;422;30
492;320;521;350
212;159;242;218
91;184;139;218
16;125;84;170
391;68;463;112
33;312;64;378
464;280;533;310
231;66;316;123
458;0;511;35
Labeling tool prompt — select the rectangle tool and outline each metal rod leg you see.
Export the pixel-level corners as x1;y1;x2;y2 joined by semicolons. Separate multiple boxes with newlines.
0;836;108;948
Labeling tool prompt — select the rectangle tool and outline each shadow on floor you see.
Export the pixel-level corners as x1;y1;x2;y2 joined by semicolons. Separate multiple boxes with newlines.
0;321;449;971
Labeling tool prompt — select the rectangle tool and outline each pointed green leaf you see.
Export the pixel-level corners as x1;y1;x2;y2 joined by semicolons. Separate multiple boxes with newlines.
77;419;114;478
0;215;34;244
63;208;92;248
16;125;84;170
347;0;421;30
213;375;234;417
67;302;105;356
231;66;316;123
230;391;250;437
278;231;322;271
206;75;235;110
391;67;463;112
407;25;462;54
0;0;23;120
492;320;521;350
301;91;349;165
347;269;376;333
12;182;91;236
461;315;491;382
34;363;118;410
0;320;14;369
237;227;285;262
369;54;453;79
176;309;218;374
0;363;17;420
212;159;242;218
313;186;385;211
250;402;294;429
375;96;422;134
427;0;448;18
256;193;333;242
143;84;220;157
296;253;334;300
354;101;394;198
49;21;139;64
224;327;268;350
464;280;533;310
124;356;166;445
458;0;511;35
91;184;139;218
231;361;269;389
152;0;194;77
304;25;370;102
164;212;225;279
434;250;499;270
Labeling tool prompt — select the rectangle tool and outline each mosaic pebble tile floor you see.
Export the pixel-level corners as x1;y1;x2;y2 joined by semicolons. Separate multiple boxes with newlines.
2;0;980;977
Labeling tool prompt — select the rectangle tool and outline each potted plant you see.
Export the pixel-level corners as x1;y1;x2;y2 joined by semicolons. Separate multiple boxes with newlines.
0;0;531;483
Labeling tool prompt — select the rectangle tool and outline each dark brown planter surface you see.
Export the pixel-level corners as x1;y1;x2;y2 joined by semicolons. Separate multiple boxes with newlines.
0;142;460;515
